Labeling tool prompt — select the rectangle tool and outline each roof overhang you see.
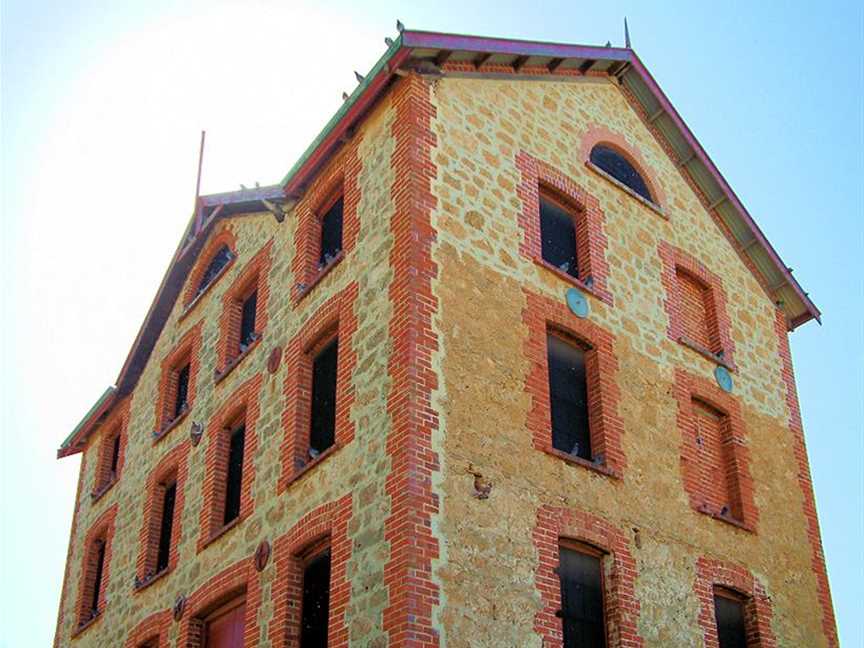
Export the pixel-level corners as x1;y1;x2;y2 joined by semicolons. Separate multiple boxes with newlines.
59;29;819;458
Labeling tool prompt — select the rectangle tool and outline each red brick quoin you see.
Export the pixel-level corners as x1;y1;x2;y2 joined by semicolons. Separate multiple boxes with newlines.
673;368;758;531
125;609;171;648
533;505;642;647
91;397;131;500
154;321;203;441
658;241;736;369
135;440;191;590
290;139;361;304
694;556;776;648
177;556;263;648
516;150;613;304
522;289;626;477
279;282;358;489
198;374;262;551
268;495;353;648
384;73;442;648
72;503;118;638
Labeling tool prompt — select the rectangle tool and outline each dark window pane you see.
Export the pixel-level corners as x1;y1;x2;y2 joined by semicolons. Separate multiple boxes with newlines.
174;363;190;418
589;145;653;203
90;540;106;614
547;335;591;460
559;547;606;648
540;197;579;278
301;549;331;648
109;434;121;475
197;245;233;295
156;482;176;573
714;594;747;648
310;339;338;457
240;290;258;350
223;426;245;525
319;197;344;266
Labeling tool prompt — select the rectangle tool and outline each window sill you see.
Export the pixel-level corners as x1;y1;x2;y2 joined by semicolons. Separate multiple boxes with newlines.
214;335;262;385
201;516;244;552
72;609;104;638
134;566;171;593
180;256;236;322
90;475;118;502
678;336;735;371
696;504;753;533
152;406;191;445
533;257;612;305
294;251;345;304
544;446;621;479
585;161;666;219
286;444;340;487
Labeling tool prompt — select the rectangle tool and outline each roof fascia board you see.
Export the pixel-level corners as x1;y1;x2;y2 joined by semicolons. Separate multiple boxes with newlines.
57;386;117;458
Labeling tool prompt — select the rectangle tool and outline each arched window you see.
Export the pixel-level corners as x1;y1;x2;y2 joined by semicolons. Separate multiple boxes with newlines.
196;245;234;297
589;144;654;203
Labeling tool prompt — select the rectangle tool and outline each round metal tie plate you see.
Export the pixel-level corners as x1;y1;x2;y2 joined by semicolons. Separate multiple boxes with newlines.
566;288;589;319
714;365;734;393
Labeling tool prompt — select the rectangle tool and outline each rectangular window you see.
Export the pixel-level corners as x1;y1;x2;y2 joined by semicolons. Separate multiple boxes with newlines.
558;545;606;648
300;548;332;648
223;425;245;526
309;339;338;458
676;269;717;352
89;540;106;616
319;196;344;266
547;334;591;460
714;591;747;648
239;289;258;351
540;194;578;278
693;400;739;520
108;433;121;476
174;363;190;419
155;482;176;573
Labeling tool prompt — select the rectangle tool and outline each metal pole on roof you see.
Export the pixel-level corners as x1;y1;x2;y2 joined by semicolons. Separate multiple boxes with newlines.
624;17;631;48
193;130;206;232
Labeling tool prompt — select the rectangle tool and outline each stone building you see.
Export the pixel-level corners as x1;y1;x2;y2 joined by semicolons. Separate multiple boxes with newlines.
53;29;837;648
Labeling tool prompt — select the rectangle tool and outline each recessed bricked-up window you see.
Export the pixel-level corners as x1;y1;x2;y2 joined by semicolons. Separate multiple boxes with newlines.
198;375;261;551
74;505;117;635
659;242;735;368
155;323;202;441
523;289;625;478
216;241;272;379
516;151;613;304
674;369;757;530
280;283;358;489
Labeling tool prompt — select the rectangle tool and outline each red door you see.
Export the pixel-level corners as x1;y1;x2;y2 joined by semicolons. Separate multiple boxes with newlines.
205;601;246;648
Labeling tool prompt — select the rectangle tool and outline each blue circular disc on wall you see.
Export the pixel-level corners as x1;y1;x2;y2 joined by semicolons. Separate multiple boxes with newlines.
566;288;589;319
714;365;733;393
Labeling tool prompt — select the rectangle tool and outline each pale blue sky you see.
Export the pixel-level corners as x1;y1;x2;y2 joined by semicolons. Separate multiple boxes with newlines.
2;1;861;646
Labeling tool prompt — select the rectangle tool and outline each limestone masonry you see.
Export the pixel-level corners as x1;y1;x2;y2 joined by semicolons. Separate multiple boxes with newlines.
54;30;836;647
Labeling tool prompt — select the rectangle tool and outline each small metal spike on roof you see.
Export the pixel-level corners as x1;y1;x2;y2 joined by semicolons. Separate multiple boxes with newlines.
385;36;394;47
396;19;405;33
354;71;365;83
625;17;631;48
605;40;612;47
240;183;248;190
342;91;349;101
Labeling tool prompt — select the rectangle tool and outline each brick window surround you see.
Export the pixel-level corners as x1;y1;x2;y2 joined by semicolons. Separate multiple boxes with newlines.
694;557;776;648
268;494;353;648
522;289;626;478
290;143;361;304
178;557;263;648
91;398;130;501
125;610;171;648
279;282;358;490
73;504;118;637
659;241;736;370
198;374;262;551
183;228;238;312
135;440;191;591
516;150;613;305
533;505;642;648
674;368;757;531
215;240;273;381
154;322;202;443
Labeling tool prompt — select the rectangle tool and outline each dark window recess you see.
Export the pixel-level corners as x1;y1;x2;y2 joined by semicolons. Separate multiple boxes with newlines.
309;339;338;459
300;549;332;648
319;197;344;267
155;482;176;573
239;290;258;351
109;434;121;476
547;335;591;460
589;145;653;203
196;245;233;296
714;594;747;648
223;426;245;526
559;547;606;648
539;197;579;278
90;540;107;615
174;363;190;418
